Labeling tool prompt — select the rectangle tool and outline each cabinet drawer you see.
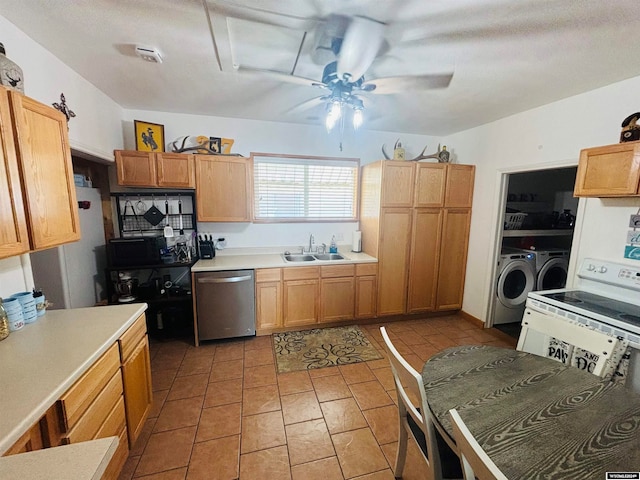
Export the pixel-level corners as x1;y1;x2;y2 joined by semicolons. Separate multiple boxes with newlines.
59;343;120;431
321;264;355;278
119;314;147;362
65;370;123;443
96;396;127;440
256;268;281;283
356;263;377;276
283;266;319;281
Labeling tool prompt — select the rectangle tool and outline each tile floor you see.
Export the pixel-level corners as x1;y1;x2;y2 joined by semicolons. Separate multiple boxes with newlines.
118;314;517;480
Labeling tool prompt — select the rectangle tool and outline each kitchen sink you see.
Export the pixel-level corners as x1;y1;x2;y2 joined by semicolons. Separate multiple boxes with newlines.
313;253;345;261
282;254;316;262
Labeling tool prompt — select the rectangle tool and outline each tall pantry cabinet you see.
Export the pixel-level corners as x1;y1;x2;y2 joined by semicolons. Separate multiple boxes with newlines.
360;161;475;316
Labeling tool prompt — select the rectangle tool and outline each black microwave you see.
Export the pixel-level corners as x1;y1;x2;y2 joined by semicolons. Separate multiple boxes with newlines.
108;236;165;267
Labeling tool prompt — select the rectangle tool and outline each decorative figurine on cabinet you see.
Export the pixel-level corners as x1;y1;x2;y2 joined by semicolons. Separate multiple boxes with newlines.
620;112;640;143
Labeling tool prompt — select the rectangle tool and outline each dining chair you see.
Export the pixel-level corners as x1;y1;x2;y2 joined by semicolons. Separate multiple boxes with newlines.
380;326;460;480
517;307;622;377
448;409;508;480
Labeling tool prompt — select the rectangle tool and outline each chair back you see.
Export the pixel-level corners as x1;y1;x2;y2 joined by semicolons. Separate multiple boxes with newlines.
517;307;621;377
380;327;443;477
449;409;507;480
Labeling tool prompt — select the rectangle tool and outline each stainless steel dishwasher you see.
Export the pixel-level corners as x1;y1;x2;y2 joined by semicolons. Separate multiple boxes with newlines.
194;270;255;341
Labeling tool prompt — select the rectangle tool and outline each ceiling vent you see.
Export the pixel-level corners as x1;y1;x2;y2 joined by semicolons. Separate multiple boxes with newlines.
135;45;163;63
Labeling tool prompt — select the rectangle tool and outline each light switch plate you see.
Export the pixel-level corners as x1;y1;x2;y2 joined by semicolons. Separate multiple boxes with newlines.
630;215;640;228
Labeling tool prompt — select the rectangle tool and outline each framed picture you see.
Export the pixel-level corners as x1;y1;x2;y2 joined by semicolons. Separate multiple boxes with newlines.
134;120;165;152
209;137;221;153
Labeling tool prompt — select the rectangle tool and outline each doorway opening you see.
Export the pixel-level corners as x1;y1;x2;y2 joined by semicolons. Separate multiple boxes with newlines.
492;166;578;339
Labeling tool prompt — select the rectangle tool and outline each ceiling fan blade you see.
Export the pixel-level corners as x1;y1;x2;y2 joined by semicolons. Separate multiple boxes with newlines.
285;95;327;115
337;16;385;82
363;73;453;94
236;66;327;88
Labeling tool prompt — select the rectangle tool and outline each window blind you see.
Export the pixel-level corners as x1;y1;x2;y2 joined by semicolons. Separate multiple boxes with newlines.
253;154;359;222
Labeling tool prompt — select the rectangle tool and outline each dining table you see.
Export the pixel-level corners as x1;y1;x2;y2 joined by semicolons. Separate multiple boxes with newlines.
422;345;640;479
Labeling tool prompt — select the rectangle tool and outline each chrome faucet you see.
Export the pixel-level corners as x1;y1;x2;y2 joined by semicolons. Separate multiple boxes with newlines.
308;234;314;253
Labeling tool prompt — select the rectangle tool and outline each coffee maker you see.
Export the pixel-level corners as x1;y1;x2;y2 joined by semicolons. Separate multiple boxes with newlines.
115;271;137;303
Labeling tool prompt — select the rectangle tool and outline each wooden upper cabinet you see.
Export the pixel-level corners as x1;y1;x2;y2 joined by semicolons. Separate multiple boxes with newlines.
414;163;447;207
156;153;195;188
574;141;640;197
195;155;252;222
0;89;29;259
444;164;475;207
7;89;80;251
380;161;415;207
115;151;195;188
115;150;156;186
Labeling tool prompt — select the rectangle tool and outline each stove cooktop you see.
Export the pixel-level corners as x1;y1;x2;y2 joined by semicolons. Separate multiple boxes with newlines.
541;290;640;326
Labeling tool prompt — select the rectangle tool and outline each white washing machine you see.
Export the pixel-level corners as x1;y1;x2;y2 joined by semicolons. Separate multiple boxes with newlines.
494;247;537;325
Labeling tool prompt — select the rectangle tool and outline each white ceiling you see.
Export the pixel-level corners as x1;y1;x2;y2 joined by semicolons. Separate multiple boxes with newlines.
2;0;639;135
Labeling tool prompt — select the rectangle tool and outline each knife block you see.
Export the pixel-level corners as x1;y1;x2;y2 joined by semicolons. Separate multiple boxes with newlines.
199;240;215;259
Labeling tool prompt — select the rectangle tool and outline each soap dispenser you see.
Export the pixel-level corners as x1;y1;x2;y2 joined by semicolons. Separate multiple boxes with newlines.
329;235;338;254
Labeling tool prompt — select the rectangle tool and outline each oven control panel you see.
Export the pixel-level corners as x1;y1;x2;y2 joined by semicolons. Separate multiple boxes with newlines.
579;258;640;290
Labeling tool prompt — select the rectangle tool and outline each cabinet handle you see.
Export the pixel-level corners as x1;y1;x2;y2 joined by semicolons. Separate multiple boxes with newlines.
197;275;252;284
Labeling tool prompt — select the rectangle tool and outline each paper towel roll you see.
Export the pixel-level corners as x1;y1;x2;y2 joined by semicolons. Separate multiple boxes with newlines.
352;231;362;252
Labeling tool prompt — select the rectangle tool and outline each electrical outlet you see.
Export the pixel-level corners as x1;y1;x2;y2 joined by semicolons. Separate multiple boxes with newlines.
630;215;640;228
334;233;344;241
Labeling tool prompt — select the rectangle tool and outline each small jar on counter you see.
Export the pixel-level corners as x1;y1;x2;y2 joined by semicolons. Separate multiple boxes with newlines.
0;298;10;341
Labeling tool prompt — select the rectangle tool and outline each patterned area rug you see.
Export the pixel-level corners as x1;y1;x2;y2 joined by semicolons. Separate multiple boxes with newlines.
273;325;383;373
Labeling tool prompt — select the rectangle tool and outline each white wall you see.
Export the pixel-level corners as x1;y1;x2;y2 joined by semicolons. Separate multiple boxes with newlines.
444;75;640;322
121;109;441;249
0;15;124;161
0;15;124;299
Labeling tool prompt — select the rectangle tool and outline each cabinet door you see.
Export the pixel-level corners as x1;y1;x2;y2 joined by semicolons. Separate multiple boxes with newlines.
444;164;475;208
121;335;152;447
355;275;376;319
156;153;195;188
574;141;640;197
283;279;319;327
196;155;252;221
407;209;443;313
0;89;29;259
414;163;446;207
377;208;412;316
436;209;471;311
115;150;157;187
3;422;44;456
320;277;355;323
10;91;80;249
381;161;415;207
256;281;282;330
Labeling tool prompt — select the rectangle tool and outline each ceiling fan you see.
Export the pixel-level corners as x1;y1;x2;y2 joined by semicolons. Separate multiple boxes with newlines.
229;11;454;130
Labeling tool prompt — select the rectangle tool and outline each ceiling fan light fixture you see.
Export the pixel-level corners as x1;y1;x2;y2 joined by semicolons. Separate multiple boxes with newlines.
352;108;363;130
325;100;342;132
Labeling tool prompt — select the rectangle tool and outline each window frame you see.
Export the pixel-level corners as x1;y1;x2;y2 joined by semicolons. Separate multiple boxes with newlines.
251;152;360;223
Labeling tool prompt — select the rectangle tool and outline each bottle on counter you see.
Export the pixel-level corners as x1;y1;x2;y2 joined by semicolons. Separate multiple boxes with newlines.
0;298;10;341
329;235;338;254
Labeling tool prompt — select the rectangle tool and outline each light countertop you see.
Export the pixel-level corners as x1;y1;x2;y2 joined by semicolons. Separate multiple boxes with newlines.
0;436;118;480
0;303;147;455
191;248;377;272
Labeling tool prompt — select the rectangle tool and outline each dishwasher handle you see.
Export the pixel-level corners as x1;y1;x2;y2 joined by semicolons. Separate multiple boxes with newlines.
197;275;253;284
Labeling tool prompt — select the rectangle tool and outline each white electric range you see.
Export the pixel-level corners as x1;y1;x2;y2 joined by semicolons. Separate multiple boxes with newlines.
526;257;640;390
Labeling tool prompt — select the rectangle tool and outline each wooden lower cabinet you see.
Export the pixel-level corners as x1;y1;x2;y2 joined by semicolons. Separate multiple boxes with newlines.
256;269;283;332
407;209;443;313
436;209;472;310
284;279;319;326
377;208;412;316
3;315;152;480
320;277;355;322
355;276;377;319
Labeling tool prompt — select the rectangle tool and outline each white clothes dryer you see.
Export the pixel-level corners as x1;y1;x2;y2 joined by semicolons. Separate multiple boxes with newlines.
533;249;570;290
494;247;537;325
